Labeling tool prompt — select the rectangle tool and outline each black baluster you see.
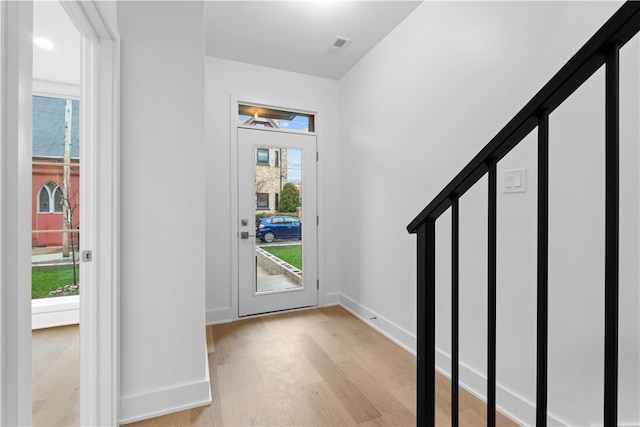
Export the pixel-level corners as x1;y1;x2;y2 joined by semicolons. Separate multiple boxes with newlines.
536;110;549;427
604;42;620;427
488;160;497;427
451;197;460;427
417;220;436;426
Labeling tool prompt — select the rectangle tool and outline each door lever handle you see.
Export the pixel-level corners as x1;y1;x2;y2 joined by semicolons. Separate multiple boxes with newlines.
240;232;255;239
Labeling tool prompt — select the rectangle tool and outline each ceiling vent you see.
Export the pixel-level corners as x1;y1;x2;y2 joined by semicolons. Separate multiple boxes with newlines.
326;36;351;56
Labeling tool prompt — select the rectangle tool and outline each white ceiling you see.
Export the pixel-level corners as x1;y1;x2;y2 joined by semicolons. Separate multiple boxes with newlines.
205;1;423;79
33;1;422;85
33;1;81;87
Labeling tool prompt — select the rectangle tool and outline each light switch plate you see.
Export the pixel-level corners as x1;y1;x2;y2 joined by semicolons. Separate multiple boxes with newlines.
503;168;526;193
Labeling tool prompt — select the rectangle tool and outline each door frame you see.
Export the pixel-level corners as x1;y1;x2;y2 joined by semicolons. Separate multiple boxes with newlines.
0;1;120;425
229;96;324;320
67;3;120;425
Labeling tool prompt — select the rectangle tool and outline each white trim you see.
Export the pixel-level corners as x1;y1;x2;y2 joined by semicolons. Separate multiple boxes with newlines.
338;294;417;356
434;348;567;427
319;292;340;307
32;79;80;100
119;380;212;425
229;95;240;320
61;2;120;426
0;2;34;424
119;342;212;425
31;296;79;329
206;307;234;325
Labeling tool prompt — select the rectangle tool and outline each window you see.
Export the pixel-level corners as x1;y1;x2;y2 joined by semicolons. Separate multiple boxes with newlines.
239;104;315;132
257;148;269;165
37;181;64;213
274;150;279;167
275;193;279;210
256;193;269;209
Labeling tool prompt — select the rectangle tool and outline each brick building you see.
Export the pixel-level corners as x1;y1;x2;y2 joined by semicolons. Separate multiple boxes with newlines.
254;146;287;213
32;96;80;247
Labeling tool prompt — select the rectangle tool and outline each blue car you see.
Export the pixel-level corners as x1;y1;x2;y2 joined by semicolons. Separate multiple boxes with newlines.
256;216;302;243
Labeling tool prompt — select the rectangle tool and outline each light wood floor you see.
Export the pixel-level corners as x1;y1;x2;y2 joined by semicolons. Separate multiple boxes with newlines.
31;307;518;426
124;306;518;427
32;324;80;426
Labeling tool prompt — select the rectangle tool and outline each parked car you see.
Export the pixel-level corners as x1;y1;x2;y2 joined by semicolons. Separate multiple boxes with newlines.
256;216;302;243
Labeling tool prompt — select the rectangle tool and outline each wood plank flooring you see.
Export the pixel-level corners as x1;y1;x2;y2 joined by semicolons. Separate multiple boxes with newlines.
31;306;518;426
124;306;519;427
32;324;80;426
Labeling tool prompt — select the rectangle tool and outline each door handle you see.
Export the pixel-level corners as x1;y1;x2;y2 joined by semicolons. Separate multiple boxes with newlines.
240;232;255;239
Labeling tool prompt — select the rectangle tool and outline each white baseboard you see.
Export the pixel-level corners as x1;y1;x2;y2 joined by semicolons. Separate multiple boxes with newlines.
435;348;567;427
119;345;212;426
320;291;340;306
338;294;416;355
206;292;341;325
119;379;211;424
32;296;79;329
206;307;234;325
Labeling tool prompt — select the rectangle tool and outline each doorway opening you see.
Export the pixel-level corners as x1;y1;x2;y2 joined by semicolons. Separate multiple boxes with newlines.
31;1;82;424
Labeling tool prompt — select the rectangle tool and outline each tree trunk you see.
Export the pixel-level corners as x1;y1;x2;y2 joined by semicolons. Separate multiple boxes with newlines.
62;100;72;257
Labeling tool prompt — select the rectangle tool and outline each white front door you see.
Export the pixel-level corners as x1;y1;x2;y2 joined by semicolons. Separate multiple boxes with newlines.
238;127;317;316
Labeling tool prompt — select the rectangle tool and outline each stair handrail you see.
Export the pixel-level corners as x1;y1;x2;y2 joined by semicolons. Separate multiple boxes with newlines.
407;2;640;233
407;2;640;426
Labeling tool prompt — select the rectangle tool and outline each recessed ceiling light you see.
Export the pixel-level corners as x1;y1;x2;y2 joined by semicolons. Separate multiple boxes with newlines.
34;37;54;50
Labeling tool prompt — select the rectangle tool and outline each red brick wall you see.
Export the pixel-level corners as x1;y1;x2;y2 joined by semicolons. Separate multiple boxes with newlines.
31;157;80;247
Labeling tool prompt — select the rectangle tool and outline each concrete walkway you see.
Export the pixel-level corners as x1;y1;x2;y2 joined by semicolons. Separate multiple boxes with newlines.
256;264;301;292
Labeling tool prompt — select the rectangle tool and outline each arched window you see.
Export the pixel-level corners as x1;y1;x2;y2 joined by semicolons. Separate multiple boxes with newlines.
37;181;64;213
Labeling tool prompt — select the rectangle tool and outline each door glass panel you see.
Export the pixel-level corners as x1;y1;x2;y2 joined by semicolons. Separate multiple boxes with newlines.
254;147;302;293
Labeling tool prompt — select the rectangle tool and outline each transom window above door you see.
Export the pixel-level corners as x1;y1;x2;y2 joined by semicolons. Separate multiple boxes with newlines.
238;104;315;133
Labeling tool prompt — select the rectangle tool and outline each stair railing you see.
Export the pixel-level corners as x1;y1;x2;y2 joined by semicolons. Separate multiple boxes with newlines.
406;3;640;426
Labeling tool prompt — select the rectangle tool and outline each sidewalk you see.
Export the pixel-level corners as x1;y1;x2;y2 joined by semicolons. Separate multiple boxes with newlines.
32;246;78;265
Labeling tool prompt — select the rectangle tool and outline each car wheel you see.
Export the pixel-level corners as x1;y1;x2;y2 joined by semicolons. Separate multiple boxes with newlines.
263;232;275;243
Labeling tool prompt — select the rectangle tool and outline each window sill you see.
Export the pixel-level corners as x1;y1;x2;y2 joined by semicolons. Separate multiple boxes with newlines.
32;295;79;329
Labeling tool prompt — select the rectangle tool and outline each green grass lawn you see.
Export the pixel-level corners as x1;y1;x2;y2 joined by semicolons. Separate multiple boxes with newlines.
32;268;79;299
262;245;302;270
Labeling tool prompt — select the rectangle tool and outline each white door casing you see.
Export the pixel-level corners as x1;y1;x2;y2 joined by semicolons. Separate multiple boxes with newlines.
63;3;121;424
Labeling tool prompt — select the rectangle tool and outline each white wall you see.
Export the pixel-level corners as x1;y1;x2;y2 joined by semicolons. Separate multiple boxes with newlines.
338;2;638;426
118;2;210;423
204;57;341;323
